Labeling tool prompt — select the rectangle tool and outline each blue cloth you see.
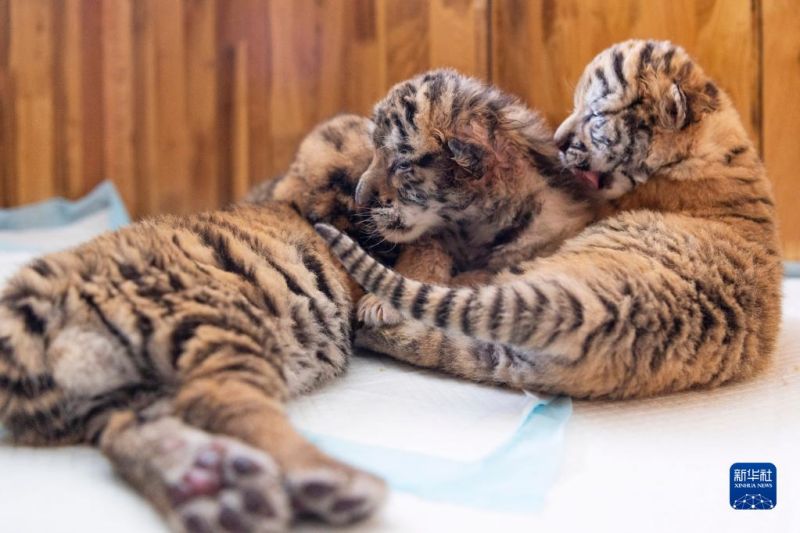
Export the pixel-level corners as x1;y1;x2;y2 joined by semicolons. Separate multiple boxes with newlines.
0;181;129;230
307;397;571;512
0;181;130;252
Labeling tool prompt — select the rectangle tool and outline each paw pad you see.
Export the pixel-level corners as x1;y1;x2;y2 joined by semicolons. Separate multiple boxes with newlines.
158;435;289;533
287;467;386;525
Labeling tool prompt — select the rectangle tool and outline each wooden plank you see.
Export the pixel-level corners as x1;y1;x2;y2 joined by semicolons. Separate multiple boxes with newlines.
267;0;314;175
0;0;13;206
492;0;760;145
429;0;489;79
150;0;190;214
231;41;250;201
220;0;271;190
78;0;105;199
339;0;381;115
370;0;490;110
382;0;430;86
56;0;86;201
270;0;368;174
51;0;66;198
763;0;800;259
316;0;349;117
185;0;220;211
9;0;55;203
132;0;157;219
102;0;136;211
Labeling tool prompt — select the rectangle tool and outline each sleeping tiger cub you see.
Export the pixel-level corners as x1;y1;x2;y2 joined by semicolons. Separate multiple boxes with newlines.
316;40;782;400
0;116;388;532
352;68;598;324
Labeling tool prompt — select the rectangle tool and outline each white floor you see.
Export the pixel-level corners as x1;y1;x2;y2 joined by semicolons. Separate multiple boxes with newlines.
1;281;798;533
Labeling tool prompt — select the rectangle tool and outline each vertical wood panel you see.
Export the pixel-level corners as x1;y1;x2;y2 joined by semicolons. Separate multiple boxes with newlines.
185;0;220;212
132;0;157;217
383;0;430;86
151;0;190;214
0;0;490;212
429;0;489;80
0;0;13;205
50;0;66;198
340;0;381;114
1;0;794;260
57;0;85;199
231;41;250;200
763;0;800;259
268;0;319;173
77;0;105;198
102;0;136;210
220;0;271;196
9;0;55;202
492;0;761;146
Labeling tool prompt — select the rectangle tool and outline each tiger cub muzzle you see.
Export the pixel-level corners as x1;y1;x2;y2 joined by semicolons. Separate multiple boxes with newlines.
355;151;444;243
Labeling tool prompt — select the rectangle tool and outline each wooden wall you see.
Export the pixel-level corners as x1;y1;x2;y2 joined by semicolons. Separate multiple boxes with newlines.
0;0;797;258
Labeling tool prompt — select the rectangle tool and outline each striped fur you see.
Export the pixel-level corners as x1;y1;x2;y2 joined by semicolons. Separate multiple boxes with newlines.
0;116;389;532
317;40;782;400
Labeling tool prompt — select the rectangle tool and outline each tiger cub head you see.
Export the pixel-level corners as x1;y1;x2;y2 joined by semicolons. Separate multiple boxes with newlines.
246;114;374;230
356;69;585;243
555;40;725;199
245;114;401;262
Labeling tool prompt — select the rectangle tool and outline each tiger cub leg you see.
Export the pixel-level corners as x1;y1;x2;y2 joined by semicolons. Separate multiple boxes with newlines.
99;407;289;533
173;348;386;526
356;322;539;390
359;323;599;395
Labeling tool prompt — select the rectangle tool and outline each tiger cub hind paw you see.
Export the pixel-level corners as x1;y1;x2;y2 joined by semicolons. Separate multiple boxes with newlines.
286;464;387;526
153;427;290;532
357;294;403;327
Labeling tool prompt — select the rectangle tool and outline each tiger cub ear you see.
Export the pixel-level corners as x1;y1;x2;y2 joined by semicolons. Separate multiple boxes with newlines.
447;138;485;177
658;79;720;131
659;82;689;130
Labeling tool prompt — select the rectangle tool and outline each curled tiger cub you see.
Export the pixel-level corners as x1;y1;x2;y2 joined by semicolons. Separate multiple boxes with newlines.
352;68;598;324
0;116;388;532
245;113;401;267
247;112;463;325
317;40;782;400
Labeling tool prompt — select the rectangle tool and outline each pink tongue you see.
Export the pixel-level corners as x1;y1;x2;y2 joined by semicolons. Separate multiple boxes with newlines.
577;170;600;189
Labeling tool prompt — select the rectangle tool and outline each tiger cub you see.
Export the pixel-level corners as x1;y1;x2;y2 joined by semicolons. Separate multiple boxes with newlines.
245;113;401;267
352;69;598;323
0;117;388;532
316;40;781;400
248;112;462;322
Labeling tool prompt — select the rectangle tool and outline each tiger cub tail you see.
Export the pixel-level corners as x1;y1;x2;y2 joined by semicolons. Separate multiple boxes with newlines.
315;222;589;352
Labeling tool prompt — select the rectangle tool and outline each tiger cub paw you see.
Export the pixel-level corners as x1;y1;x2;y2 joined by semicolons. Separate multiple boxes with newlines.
357;294;403;327
286;463;387;526
153;425;290;532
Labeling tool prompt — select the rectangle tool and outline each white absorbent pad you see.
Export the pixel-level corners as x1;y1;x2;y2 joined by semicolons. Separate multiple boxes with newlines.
288;356;569;511
2;184;798;533
0;183;571;513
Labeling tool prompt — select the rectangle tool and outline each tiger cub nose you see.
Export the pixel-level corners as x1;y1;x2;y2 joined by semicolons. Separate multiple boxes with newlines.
354;179;375;207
